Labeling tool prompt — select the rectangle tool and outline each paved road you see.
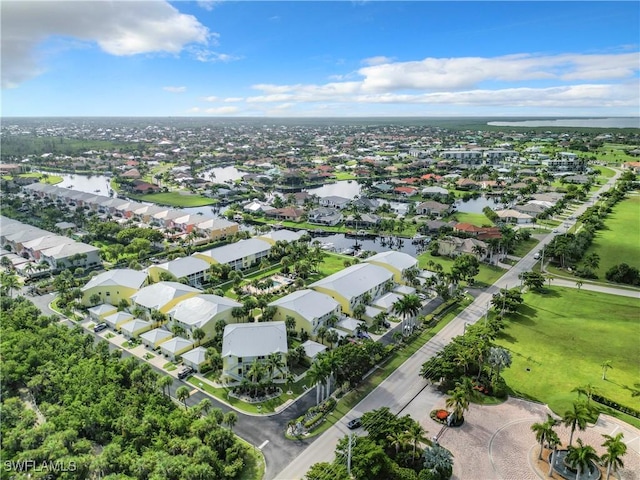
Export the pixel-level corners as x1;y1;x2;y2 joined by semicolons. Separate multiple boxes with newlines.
550;277;640;298
275;168;631;479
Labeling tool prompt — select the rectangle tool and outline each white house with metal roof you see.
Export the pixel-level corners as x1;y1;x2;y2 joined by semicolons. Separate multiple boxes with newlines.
167;294;242;342
221;322;288;383
87;303;117;322
146;256;211;287
81;268;148;306
364;251;419;283
181;346;209;372
159;336;195;361
104;311;134;330
258;229;306;245
120;318;152;339
268;289;341;335
140;328;173;349
309;263;394;315
194;237;272;271
129;281;201;314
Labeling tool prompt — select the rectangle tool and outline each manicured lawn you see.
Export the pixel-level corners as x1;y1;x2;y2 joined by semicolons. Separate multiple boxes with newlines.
584;195;640;278
127;191;217;207
417;252;506;287
496;287;640;428
595;166;616;179
238;437;266;480
511;238;539;258
3;173;64;184
334;172;357;180
447;212;492;226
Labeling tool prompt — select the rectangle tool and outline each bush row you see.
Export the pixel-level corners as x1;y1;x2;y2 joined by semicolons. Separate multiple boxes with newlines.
593;394;640;419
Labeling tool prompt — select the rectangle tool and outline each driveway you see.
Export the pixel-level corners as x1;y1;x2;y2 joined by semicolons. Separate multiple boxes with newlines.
428;397;640;480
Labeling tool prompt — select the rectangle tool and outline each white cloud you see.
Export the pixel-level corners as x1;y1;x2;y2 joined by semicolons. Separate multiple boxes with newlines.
1;1;210;88
223;97;244;103
197;1;220;11
201;96;219;102
362;56;394;66
203;106;240;115
189;47;240;63
163;86;186;93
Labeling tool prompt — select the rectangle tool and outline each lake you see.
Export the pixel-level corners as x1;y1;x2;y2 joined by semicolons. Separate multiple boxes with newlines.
487;117;640;128
41;172;115;196
200;165;245;183
454;196;503;213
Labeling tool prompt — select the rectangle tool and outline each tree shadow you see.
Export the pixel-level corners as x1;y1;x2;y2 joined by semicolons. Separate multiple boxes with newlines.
496;331;518;344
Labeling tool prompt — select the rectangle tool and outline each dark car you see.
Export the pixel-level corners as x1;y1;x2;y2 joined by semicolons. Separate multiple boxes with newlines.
178;366;194;380
382;320;391;328
93;322;108;333
347;418;361;429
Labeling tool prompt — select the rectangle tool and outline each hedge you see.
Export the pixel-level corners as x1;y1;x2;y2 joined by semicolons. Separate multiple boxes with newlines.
593;394;640;419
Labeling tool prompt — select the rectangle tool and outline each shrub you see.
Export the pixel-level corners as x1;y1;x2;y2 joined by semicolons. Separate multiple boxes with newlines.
592;394;640;419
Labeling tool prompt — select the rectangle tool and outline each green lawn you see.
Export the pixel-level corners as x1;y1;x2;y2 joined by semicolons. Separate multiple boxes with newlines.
511;238;539;258
2;173;64;184
417;251;506;287
127;191;216;207
446;212;492;226
334;172;357;180
584;195;640;278
496;287;640;427
238;437;266;480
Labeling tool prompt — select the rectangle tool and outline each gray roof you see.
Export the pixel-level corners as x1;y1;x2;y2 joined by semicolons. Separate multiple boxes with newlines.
140;328;173;344
269;289;340;322
168;294;242;327
301;340;327;360
82;269;147;292
154;256;210;279
160;337;194;354
259;229;305;243
336;317;364;332
373;292;403;310
198;238;271;265
120;318;151;334
310;263;393;301
181;346;208;365
130;281;201;310
104;311;134;327
41;241;99;259
88;304;117;316
222;321;287;358
365;251;418;272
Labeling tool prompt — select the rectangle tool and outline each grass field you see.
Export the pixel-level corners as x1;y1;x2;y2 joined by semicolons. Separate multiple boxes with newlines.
127;191;217;207
2;172;64;184
584;195;640;278
594;143;640;165
447;212;492;226
511;238;539;258
496;287;640;427
417;251;506;287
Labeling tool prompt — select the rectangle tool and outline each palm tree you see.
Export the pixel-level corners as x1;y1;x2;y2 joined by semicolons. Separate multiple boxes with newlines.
488;346;512;382
601;432;627;480
531;414;558;460
326;329;339;349
446;385;470;423
0;271;20;298
392;293;422;335
566;438;600;480
266;352;285;380
306;359;330;406
176;385;190;410
192;327;205;346
546;429;561;477
562;402;591;447
576;280;584;291
246;359;266;397
316;325;328;345
572;384;598;406
223;411;238;431
600;360;612;380
158;375;173;397
386;431;408;456
403;422;430;462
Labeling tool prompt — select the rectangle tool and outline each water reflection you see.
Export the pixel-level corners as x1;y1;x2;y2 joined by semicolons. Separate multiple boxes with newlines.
42;172;114;196
200;166;244;183
309;232;422;257
307;180;361;199
455;196;503;213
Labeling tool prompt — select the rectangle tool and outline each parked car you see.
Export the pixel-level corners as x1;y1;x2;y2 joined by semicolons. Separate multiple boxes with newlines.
533;252;540;260
93;322;108;333
552;229;558;233
347;418;361;429
382;320;391;328
178;366;194;380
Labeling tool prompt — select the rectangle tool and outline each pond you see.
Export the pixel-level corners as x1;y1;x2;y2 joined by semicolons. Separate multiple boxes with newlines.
307;180;362;199
454;196;504;213
199;165;245;184
40;171;115;197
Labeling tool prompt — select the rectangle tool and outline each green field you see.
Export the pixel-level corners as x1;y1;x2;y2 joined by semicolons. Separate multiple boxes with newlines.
594;143;640;165
497;287;640;427
447;211;492;226
585;195;640;277
417;251;506;287
127;191;217;207
2;172;63;184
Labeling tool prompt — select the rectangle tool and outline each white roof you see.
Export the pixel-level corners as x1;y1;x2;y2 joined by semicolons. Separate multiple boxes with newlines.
365;250;418;271
259;229;304;243
309;263;393;301
41;242;99;259
140;328;173;344
104;311;134;326
181;346;208;365
120;318;151;334
336;317;364;332
130;281;201;310
373;292;403;310
82;269;147;292
196;217;238;231
153;256;210;279
301;340;327;359
88;304;117;316
495;209;533;219
394;285;416;295
364;305;384;319
168;294;242;327
269;289;339;323
161;337;194;354
222;321;287;358
199;238;271;265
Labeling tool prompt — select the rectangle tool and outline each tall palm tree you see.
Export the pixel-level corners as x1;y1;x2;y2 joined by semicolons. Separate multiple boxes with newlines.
446;385;470;423
246;359;267;397
392;293;422;335
0;271;20;298
266;352;285;380
306;358;330;406
601;432;627;480
223;411;238;431
572;384;598;406
403;422;430;463
386;430;408;456
600;360;613;380
158;375;173;397
562;402;591;447
531;414;558;460
546;430;561;477
175;386;190;410
488;346;512;382
566;438;600;480
191;327;205;346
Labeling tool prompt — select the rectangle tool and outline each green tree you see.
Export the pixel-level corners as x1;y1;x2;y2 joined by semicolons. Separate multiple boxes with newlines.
192;327;205;346
176;386;190;410
566;438;600;480
158;375;173;397
422;443;454;480
531;414;558;460
392;293;422;335
601;432;627;480
403;422;430;463
601;360;612;380
223;411;238;431
562;402;591;447
445;385;470;423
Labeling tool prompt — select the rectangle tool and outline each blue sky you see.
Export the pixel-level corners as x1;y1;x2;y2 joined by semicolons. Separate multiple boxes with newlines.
2;1;639;117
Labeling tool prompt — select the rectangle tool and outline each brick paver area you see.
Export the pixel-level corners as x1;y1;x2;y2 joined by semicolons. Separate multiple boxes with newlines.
427;397;639;480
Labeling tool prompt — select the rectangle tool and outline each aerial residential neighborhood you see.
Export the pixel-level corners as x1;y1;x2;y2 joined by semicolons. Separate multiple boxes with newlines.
1;115;639;480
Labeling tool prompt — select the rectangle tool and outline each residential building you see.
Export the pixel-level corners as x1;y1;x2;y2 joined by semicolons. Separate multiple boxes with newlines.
438;236;489;259
194;237;272;271
147;256;211;287
120;318;152;339
264;207;306;222
160;337;195;361
416;201;452;218
364;251;419;284
129;281;202;315
307;207;342;226
258;229;306;245
181;347;209;372
309;263;394;315
140;328;174;349
221;322;288;383
167;294;242;342
81;268;147;306
495;209;534;224
269;289;342;335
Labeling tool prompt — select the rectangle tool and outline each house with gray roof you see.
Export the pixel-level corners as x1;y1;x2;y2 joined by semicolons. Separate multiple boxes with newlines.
129;281;201;314
181;346;209;372
194;237;272;271
269;289;341;335
81;268;148;306
364;250;419;284
160;336;195;361
307;207;342;226
168;294;242;341
221;322;288;383
147;256;211;287
140;327;174;349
